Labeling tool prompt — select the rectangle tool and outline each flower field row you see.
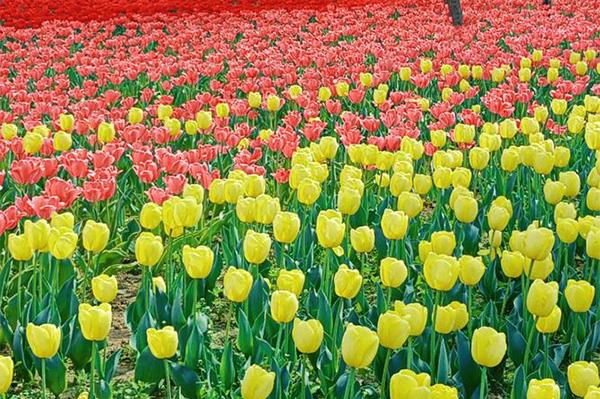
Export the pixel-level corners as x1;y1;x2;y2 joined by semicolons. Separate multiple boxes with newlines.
0;0;599;398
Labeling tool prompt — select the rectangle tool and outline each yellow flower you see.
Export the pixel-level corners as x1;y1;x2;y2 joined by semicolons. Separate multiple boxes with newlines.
128;107;144;124
424;253;459;291
316;210;345;249
135;232;163;267
551;99;568;115
53;130;72;152
521;227;555;260
247;92;262;108
276;269;305;297
413;174;432;195
420;59;433;73
431;383;458;399
266;95;281;112
318;87;332;102
82;220;110;253
586;386;600;399
195;111;212;130
91;274;118;303
397;192;423;218
241;365;275;399
430;231;456;255
236;197;256;223
341;323;379;369
390;369;431;398
292;319;323;354
543;180;566;205
97;122;116;144
272;212;300;244
78;303;112;341
527;379;560;399
182;245;214;279
359;72;373;87
152;277;167;293
469;147;490;170
560;171;581;197
394;301;428;336
565;279;595;313
524;256;554;280
147;326;178;359
557;218;579;244
48;227;78;259
535;305;561;334
377;311;410;350
140;203;162;229
50;212;74;230
24;219;51;251
568;361;600;397
215;103;230;118
435;302;467;334
223;267;253;303
243;230;271;264
8;233;33;261
337;186;361;215
334;81;349;97
587;228;600;259
23;132;43;154
381;209;409;240
334;265;362;299
458;255;485;286
500;250;525;278
350;226;375;253
0;356;13;394
182;184;205;204
26;323;61;359
454;195;478;223
527;279;559;317
471;326;507;368
380;257;408;288
270;290;299;324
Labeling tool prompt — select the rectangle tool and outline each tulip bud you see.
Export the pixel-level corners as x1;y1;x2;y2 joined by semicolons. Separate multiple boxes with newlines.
430;231;456;255
316;210;345;249
334;264;362;299
389;369;431;398
471;326;507;368
26;323;61;359
535;305;561;334
586;228;600;260
381;209;409;240
565;279;595;313
424;253;459;291
91;274;118;303
568;361;600;397
1;123;18;140
241;365;275;399
458;255;485;286
543;180;566;205
377;311;410;349
48;227;78;259
97;122;116;144
78;303;112;341
53;131;72;152
8;233;34;261
128;107;144;124
215;103;230;118
266;95;281;112
82;220;109;253
243;230;271;264
270;290;299;324
147;326;178;359
500;250;525;278
341;323;379;369
350;226;375;253
380;257;408;288
393;301;428;336
527;378;560;399
276;269;305;297
223;267;253;303
527;279;559;317
182;245;214;279
292;318;323;354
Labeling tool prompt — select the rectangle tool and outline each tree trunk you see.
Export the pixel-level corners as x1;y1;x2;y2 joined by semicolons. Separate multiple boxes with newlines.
448;0;464;26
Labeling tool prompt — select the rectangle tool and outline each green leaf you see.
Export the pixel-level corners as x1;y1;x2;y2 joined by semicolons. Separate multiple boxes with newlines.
219;341;235;390
134;347;165;383
436;338;449;384
507;321;526;364
34;355;67;395
456;331;481;398
510;365;526;399
237;308;254;356
170;363;201;399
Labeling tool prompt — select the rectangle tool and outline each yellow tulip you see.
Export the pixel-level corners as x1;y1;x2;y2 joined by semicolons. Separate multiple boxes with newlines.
8;233;33;261
521;227;555;260
0;356;13;394
588;188;600;211
565;279;595;313
350;226;375;253
243;230;271;264
247;92;262;108
389;369;431;398
380;257;408;288
140;203;162;229
215;103;230;118
471;326;507;368
393;301;428;336
97;122;116;143
397;192;423;218
297;179;321;205
458;255;485;286
26;323;61;359
223;267;253;303
292;319;323;354
524;255;554;280
500;250;525;278
586;228;600;259
568;361;600;397
527;379;560;399
273;212;300;244
82;220;109;253
557;218;579;244
559;171;581;197
236;197;256;223
1;123;17;140
527;279;559;317
48;227;78;259
551;99;568;115
424;253;459;291
270;290;299;324
135;232;163;267
289;84;303;99
430;231;456;255
276;269;305;297
316;210;345;249
435;302;468;334
78;303;112;341
586;386;600;399
91;274;118;303
266;95;281;112
341;323;379;369
431;383;458;398
147;326;178;359
454;195;478;223
224;179;244;204
535;305;561;334
182;245;214;279
23;132;43;154
241;365;275;399
543;180;566;205
381;209;409;240
334;264;362;299
128;107;144;124
377;311;410;350
53;130;72;152
24;219;51;251
337;186;361;215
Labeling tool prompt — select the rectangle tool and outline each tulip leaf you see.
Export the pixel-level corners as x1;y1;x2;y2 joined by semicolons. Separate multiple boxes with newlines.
67;325;92;369
95;379;113;399
237;308;254;356
456;331;481;398
317;291;333;336
33;355;67;395
510;365;526;399
56;277;79;322
506;321;526;364
219;341;235;389
131;310;154;352
170;362;201;399
170;285;186;329
436;338;449;384
102;348;122;382
248;278;268;324
134;347;165;383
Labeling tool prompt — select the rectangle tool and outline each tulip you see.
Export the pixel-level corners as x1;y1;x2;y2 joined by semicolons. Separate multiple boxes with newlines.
223;267;253;303
350;226;375;253
586;387;600;399
241;365;275;399
527;280;559;317
397;192;423;218
469;147;490;170
341;323;379;369
270;290;299;324
393;301;428;336
276;269;305;297
454;195;478;223
524;255;554;280
433;166;452;189
266;95;281;112
334;265;363;299
316;210;345;249
8;233;33;261
152;277;167;292
182;184;204;204
565;280;595;312
26;323;61;359
471;326;507;367
390;172;412;196
292;319;323;354
182;245;214;279
236;197;256;223
588;188;600;211
272;212;300;244
381;209;409;240
535;306;561;334
91;274;118;303
247;92;262;108
459;255;485;286
527;379;560;399
500;250;525;278
140;202;162;229
568;361;600;397
430;231;456;255
128;107;144;124
1;123;17;140
224;179;244;204
0;356;13;395
431;384;458;398
254;195;280;224
51;212;75;230
521;227;555;261
135;232;163;267
424;253;459;291
543;180;566;205
588;228;600;259
53;130;72;152
487;205;510;231
557;218;580;244
23;132;43;154
82;220;110;253
380;257;408;288
337;186;361;215
24;219;51;251
97;122;116;143
147;326;178;359
195;111;212;130
389;369;431;399
48;227;78;259
78;303;112;341
243;230;271;264
378;311;410;350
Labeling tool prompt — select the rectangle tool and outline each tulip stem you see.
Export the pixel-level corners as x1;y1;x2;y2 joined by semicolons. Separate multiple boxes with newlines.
163;360;172;399
479;367;487;399
380;348;391;399
90;341;96;399
343;368;355;399
467;286;473;338
41;358;47;399
407;338;413;370
225;301;234;342
543;335;550;378
572;313;579;362
523;316;537;375
430;291;440;377
300;354;308;399
17;260;22;322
